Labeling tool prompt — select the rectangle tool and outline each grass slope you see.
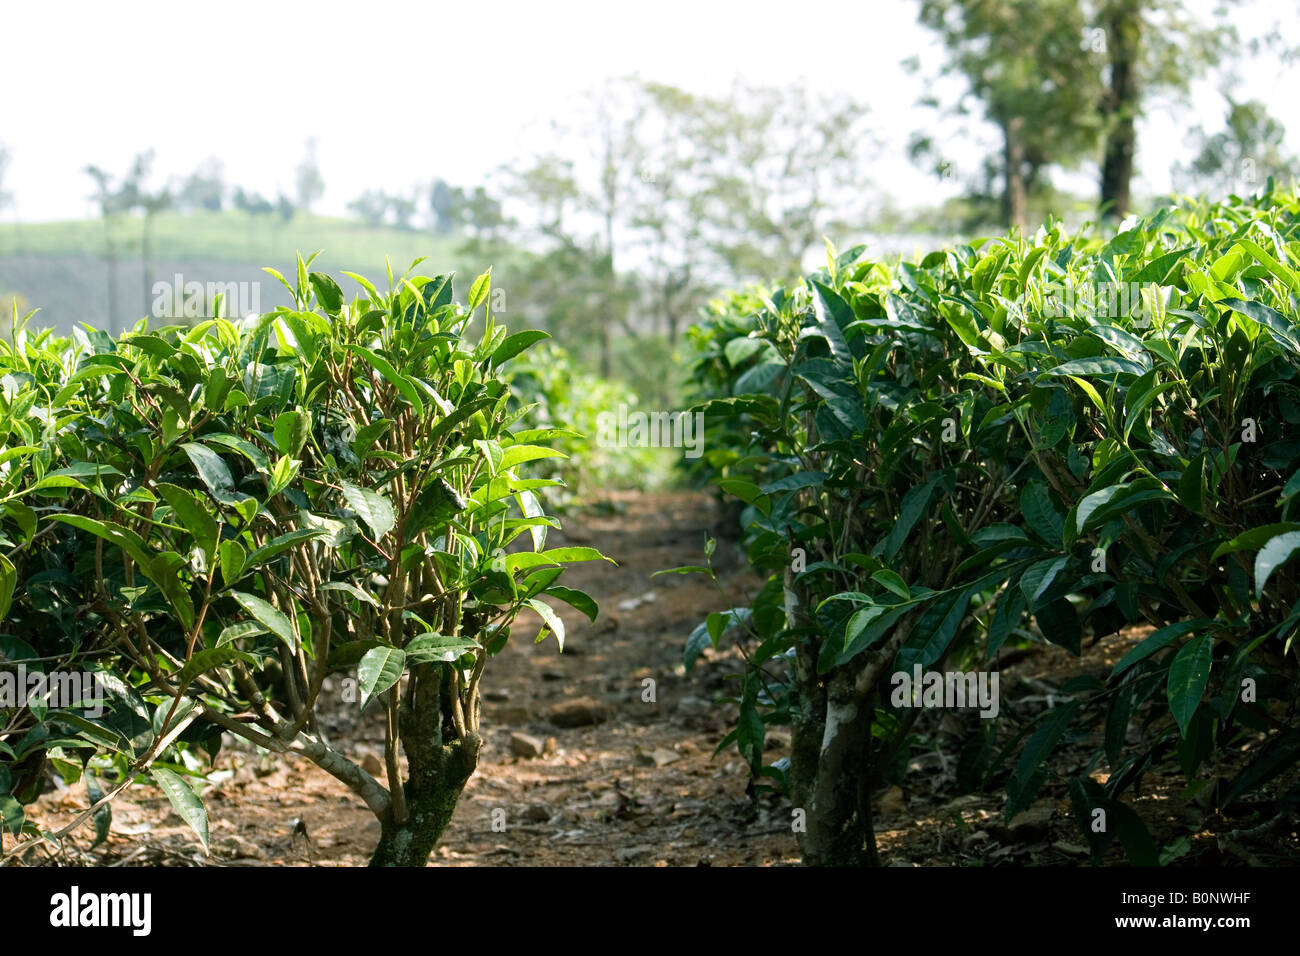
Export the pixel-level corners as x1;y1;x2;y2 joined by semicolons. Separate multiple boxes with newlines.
0;212;503;335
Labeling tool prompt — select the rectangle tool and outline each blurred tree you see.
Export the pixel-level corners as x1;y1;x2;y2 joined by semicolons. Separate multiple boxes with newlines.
627;82;712;345
295;138;324;215
1089;0;1247;218
1174;97;1297;196
233;187;274;216
914;0;1104;229
458;186;505;239
493;78;873;394
84;162;133;334
387;191;418;230
124;152;174;323
351;187;445;230
499;153;631;377
0;144;13;218
348;189;390;227
502;79;648;378
429;179;460;235
177;157;226;212
689;81;874;279
588;81;648;378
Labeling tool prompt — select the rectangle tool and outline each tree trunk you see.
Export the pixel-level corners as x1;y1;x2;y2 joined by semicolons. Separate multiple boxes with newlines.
798;670;879;866
369;662;480;867
1002;116;1028;231
369;733;480;867
664;292;678;346
103;219;119;336
1100;5;1141;220
602;206;616;379
141;214;154;323
785;568;881;866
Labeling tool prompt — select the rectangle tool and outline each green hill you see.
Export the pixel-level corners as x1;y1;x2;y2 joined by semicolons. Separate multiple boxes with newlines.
0;211;501;335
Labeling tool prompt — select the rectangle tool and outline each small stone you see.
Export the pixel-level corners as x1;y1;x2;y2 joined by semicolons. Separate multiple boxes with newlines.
510;732;546;759
484;689;511;702
650;748;681;767
675;696;711;718
523;804;551;823
493;705;531;725
637;747;681;767
221;834;265;860
541;670;565;682
1052;841;1089;857
1008;806;1055;839
616;591;657;612
544;737;558;755
548;697;607;728
361;752;384;776
614;844;653;863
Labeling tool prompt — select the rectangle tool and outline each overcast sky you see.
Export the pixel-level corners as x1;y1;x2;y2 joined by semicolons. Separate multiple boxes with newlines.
2;0;1296;223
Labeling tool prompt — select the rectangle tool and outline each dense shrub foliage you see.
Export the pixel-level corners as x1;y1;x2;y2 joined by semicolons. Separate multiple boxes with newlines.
678;189;1300;865
0;257;607;865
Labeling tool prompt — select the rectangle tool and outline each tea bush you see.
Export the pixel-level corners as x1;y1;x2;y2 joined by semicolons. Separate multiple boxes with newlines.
676;187;1300;865
0;257;608;866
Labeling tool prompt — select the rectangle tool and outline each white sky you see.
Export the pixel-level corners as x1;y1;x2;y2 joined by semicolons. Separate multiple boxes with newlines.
1;0;1297;223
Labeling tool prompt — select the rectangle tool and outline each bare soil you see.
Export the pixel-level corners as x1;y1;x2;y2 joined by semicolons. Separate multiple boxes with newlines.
18;490;1300;866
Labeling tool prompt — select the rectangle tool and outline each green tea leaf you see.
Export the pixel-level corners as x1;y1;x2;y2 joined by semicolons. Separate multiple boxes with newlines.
357;646;406;710
151;767;209;853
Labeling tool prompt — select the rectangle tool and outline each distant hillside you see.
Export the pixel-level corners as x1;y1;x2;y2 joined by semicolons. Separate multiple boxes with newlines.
0;212;501;335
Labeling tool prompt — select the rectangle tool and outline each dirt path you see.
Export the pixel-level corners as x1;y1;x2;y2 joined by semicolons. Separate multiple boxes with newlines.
25;490;801;867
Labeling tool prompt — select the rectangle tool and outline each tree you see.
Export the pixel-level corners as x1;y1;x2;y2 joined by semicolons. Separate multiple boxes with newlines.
458;186;505;240
498;154;620;374
349;189;390;227
686;81;875;279
915;0;1104;230
0;261;608;868
1090;0;1245;218
0;144;13;219
429;179;460;235
233;187;274;217
626;83;712;345
118;151;173;320
177;157;226;212
84;164;132;334
1173;97;1296;197
386;192;417;230
295;138;324;215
